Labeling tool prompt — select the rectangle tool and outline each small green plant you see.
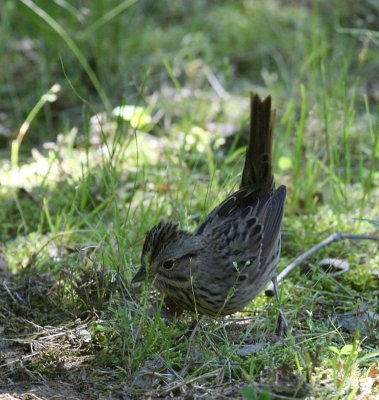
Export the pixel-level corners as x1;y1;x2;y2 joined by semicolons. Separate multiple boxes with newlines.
327;341;361;395
240;386;272;400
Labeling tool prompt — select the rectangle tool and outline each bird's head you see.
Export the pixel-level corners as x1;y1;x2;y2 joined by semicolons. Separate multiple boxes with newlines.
132;222;202;290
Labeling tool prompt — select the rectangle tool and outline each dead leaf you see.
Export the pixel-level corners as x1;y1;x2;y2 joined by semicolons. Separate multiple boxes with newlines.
369;365;379;379
132;357;166;389
358;365;379;399
236;343;267;356
319;258;349;275
270;363;310;398
331;304;379;336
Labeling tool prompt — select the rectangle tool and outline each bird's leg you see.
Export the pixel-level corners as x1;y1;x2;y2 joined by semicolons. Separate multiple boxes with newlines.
272;275;287;336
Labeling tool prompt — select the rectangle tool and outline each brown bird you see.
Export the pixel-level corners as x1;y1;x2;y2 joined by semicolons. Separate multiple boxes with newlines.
133;93;286;324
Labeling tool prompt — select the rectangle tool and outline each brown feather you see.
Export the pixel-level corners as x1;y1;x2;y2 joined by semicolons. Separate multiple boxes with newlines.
241;93;275;192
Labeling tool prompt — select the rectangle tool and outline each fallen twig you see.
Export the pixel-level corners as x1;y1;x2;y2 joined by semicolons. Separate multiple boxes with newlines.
265;232;379;296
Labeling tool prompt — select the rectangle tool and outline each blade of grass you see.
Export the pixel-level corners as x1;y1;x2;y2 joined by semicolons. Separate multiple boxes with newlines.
80;0;139;39
20;0;111;112
11;83;60;166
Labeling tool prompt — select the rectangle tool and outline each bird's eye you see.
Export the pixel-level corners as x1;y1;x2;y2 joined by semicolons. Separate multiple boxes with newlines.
162;259;175;270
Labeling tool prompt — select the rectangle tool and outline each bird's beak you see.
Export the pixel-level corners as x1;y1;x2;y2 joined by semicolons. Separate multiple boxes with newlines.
132;265;147;283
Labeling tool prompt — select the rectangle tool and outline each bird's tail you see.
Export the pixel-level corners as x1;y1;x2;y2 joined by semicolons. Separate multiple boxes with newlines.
241;93;275;192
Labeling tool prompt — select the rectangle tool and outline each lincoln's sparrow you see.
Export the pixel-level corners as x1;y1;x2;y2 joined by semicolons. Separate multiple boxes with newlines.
133;93;286;318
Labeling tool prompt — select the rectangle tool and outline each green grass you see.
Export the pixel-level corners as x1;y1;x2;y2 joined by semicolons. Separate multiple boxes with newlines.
0;0;378;399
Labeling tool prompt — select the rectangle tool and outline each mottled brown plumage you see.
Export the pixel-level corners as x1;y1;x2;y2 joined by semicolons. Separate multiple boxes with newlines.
133;93;286;317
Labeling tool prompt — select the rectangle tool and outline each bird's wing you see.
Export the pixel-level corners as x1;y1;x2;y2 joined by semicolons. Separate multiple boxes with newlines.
197;185;286;264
